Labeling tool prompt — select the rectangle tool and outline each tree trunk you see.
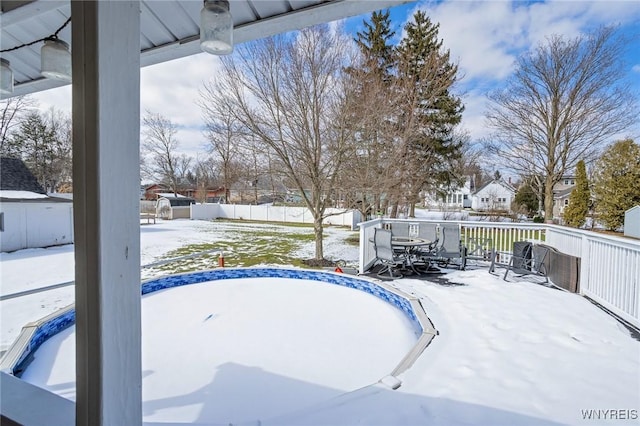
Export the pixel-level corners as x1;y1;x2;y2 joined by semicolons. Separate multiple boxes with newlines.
390;202;398;218
313;216;324;260
544;174;555;222
409;201;416;218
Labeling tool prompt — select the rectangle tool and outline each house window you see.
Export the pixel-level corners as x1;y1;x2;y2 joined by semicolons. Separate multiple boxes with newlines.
564;179;569;185
564;199;569;206
571;180;575;185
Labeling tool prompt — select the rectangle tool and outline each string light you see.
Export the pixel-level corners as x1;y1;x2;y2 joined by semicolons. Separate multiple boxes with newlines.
0;17;72;92
200;0;233;55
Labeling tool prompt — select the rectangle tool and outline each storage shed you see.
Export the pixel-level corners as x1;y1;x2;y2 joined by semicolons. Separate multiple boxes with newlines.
0;158;74;252
624;205;640;239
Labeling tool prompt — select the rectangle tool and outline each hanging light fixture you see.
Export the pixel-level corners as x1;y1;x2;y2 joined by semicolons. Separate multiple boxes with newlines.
0;58;14;95
41;37;72;82
200;0;233;55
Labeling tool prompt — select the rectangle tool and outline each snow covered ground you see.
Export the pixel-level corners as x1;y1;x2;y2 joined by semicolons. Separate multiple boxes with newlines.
1;218;639;425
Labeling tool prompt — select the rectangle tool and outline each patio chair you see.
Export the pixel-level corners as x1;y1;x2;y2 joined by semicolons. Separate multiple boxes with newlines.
390;222;410;255
373;228;405;279
412;223;440;269
418;223;439;252
390;222;410;238
434;224;467;270
503;242;549;282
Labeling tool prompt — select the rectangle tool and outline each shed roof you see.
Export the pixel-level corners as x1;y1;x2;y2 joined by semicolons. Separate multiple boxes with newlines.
0;157;46;194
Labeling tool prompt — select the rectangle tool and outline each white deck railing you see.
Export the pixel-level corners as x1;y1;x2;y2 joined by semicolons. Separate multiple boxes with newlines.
359;218;640;328
545;226;639;327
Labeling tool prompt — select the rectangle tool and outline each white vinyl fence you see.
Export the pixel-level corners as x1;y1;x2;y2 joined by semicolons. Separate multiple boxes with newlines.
191;203;361;229
360;218;640;328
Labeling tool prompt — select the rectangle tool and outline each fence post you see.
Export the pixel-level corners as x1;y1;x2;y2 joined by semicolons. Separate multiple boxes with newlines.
579;233;590;294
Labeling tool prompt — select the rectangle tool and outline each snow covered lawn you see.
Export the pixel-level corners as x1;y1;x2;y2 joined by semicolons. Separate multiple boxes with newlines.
1;218;638;425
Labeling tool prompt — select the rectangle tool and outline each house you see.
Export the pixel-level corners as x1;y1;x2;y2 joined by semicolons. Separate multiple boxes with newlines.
424;176;475;209
553;175;576;218
143;183;226;203
471;178;516;212
0;157;74;252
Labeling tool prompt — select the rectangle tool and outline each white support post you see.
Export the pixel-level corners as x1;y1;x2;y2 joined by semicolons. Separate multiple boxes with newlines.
71;1;142;425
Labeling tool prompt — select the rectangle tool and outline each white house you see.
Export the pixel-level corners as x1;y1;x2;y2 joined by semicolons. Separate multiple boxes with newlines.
471;179;516;212
425;176;474;209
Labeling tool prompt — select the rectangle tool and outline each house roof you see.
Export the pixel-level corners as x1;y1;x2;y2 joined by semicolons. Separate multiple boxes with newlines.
156;192;193;199
553;187;574;199
1;0;410;98
473;178;516;195
0;157;46;194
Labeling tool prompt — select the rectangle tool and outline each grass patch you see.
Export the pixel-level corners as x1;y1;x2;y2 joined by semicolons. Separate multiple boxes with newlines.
146;224;316;276
344;233;361;246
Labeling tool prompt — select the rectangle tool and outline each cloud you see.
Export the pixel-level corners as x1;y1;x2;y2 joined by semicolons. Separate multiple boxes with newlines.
29;0;640;159
406;0;640;142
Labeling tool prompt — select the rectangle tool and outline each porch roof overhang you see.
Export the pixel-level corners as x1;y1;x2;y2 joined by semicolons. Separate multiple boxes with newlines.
1;0;412;98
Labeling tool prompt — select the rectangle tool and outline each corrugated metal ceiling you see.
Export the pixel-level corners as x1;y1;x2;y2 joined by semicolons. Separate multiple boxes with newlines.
1;0;411;97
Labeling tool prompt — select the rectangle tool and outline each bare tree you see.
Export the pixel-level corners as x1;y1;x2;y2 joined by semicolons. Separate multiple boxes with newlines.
198;92;245;202
142;112;191;196
199;25;354;260
0;95;37;155
485;26;638;221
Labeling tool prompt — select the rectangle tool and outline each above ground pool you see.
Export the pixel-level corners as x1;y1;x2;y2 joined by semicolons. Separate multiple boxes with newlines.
7;268;435;424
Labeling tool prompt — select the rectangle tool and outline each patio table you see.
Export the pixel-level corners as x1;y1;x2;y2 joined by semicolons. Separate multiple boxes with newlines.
370;236;432;275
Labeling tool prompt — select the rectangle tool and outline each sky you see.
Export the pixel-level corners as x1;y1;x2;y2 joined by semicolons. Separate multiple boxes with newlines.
31;0;640;162
2;218;638;424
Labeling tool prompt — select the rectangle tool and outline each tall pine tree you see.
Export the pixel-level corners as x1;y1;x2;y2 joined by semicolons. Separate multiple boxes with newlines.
563;160;590;228
394;11;464;216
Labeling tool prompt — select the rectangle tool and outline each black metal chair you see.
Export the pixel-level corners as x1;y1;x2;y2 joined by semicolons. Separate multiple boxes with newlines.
504;242;550;282
373;228;405;279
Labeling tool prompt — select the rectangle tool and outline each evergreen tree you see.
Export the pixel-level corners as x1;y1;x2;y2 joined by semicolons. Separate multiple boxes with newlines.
513;182;538;217
394;10;464;216
8;110;71;192
563;160;590;228
354;10;396;78
592;139;640;231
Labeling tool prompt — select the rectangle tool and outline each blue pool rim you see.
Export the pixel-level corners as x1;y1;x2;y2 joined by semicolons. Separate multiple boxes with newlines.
12;267;424;376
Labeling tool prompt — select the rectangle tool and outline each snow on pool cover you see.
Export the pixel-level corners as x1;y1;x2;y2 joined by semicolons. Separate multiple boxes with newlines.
14;268;432;424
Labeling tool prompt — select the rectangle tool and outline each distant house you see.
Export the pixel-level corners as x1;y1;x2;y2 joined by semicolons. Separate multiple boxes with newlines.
424;176;475;209
0;157;73;252
143;183;225;203
553;175;576;219
471;178;516;212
